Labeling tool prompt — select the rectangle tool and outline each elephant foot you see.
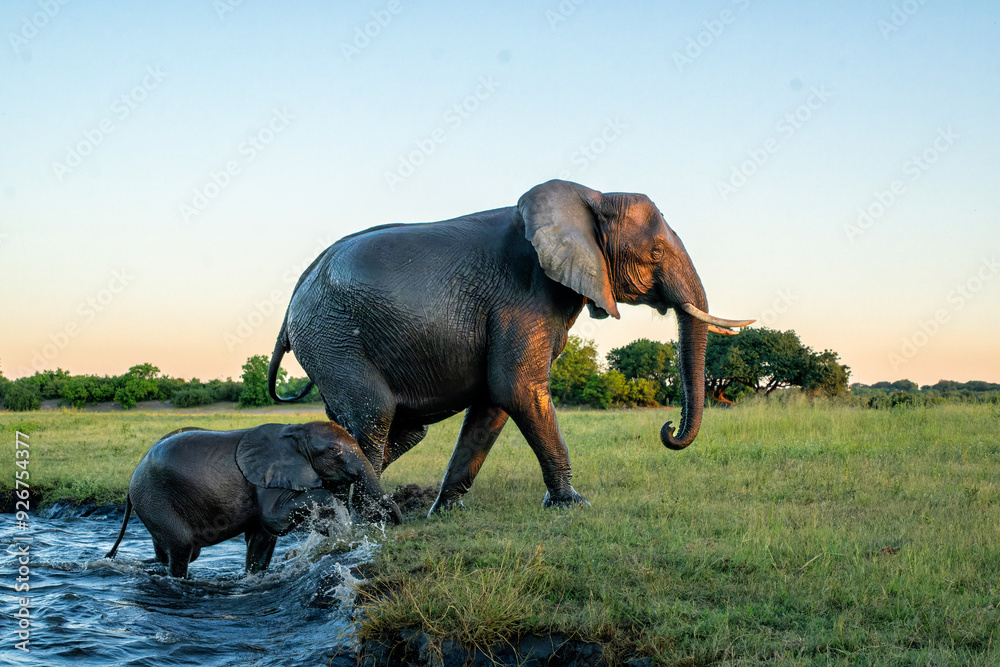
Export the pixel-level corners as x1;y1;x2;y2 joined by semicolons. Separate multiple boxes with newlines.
427;496;466;517
542;488;590;509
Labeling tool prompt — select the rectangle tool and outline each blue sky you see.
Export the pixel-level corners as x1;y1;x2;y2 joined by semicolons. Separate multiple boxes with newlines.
1;0;998;385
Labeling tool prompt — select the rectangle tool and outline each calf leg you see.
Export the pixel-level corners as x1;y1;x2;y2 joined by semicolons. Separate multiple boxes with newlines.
245;526;277;573
166;545;192;578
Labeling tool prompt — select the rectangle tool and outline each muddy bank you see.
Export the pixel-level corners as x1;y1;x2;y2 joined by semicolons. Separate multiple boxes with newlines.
358;631;654;666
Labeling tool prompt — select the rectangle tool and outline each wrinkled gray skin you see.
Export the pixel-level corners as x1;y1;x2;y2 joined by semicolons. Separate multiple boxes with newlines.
105;422;402;578
269;180;738;516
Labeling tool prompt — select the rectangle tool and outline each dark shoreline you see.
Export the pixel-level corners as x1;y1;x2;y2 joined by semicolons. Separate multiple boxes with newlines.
2;492;123;517
357;631;637;666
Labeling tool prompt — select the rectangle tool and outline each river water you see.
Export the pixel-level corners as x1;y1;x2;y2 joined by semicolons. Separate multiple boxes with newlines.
1;504;380;666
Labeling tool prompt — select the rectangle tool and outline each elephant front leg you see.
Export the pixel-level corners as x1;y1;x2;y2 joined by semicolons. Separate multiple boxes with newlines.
245;526;277;574
429;404;509;515
506;387;589;508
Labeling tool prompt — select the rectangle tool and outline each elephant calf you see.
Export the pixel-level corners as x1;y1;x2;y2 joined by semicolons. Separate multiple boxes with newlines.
105;422;402;578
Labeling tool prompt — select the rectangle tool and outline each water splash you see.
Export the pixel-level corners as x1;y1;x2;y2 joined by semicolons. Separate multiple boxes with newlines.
1;511;383;666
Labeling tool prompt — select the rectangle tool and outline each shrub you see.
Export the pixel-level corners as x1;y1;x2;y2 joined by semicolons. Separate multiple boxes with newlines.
622;377;658;407
5;380;41;412
156;377;187;401
171;387;217;408
206;378;242;402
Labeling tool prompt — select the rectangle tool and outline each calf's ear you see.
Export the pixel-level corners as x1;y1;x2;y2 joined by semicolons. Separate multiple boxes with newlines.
236;423;322;491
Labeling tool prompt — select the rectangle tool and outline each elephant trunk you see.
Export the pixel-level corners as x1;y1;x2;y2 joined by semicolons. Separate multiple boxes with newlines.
660;307;708;450
356;458;403;525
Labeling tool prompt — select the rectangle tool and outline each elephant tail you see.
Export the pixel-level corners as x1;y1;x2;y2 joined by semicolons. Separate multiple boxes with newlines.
105;495;132;559
269;316;314;403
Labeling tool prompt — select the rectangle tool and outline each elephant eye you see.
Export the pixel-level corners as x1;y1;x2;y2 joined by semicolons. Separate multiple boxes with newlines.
650;244;664;261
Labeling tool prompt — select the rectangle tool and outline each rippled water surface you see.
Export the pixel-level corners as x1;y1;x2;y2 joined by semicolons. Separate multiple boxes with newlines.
1;506;378;666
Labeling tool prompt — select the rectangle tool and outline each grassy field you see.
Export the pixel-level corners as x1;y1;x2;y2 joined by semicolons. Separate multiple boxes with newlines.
2;402;998;664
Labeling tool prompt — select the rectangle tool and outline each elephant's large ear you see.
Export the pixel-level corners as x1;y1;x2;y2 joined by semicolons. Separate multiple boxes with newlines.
236;424;322;491
517;180;620;319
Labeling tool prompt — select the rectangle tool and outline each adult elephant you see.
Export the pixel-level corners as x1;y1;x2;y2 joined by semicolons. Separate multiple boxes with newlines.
269;180;752;515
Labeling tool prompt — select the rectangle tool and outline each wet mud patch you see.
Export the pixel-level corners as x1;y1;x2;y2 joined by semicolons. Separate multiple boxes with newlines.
391;484;439;514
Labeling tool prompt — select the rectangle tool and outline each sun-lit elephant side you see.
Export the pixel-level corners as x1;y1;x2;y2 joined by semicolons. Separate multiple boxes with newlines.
269;179;753;515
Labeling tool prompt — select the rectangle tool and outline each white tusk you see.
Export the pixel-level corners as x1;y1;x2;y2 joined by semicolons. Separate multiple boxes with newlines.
707;324;739;335
679;303;755;329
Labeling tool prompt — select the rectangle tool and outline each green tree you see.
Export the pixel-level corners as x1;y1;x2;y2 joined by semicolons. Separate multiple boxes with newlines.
607;339;676;404
581;368;626;409
21;369;71;400
240;355;283;408
550;336;600;405
623;377;659;407
89;375;118;402
114;364;161;410
706;328;848;402
212;378;243;402
804;349;851;396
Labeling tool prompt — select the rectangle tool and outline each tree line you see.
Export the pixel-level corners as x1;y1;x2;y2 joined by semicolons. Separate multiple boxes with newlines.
550;327;851;409
850;379;1000;408
0;356;322;412
1;327;996;412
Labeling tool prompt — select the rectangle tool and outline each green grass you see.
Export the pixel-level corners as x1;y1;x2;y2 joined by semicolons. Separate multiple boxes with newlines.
2;402;998;664
369;402;1000;664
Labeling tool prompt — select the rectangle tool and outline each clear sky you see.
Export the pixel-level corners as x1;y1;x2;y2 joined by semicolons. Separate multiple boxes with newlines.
1;0;998;386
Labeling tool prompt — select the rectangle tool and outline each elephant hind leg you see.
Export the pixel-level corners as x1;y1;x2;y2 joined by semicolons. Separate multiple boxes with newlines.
429;404;509;515
245;527;277;574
